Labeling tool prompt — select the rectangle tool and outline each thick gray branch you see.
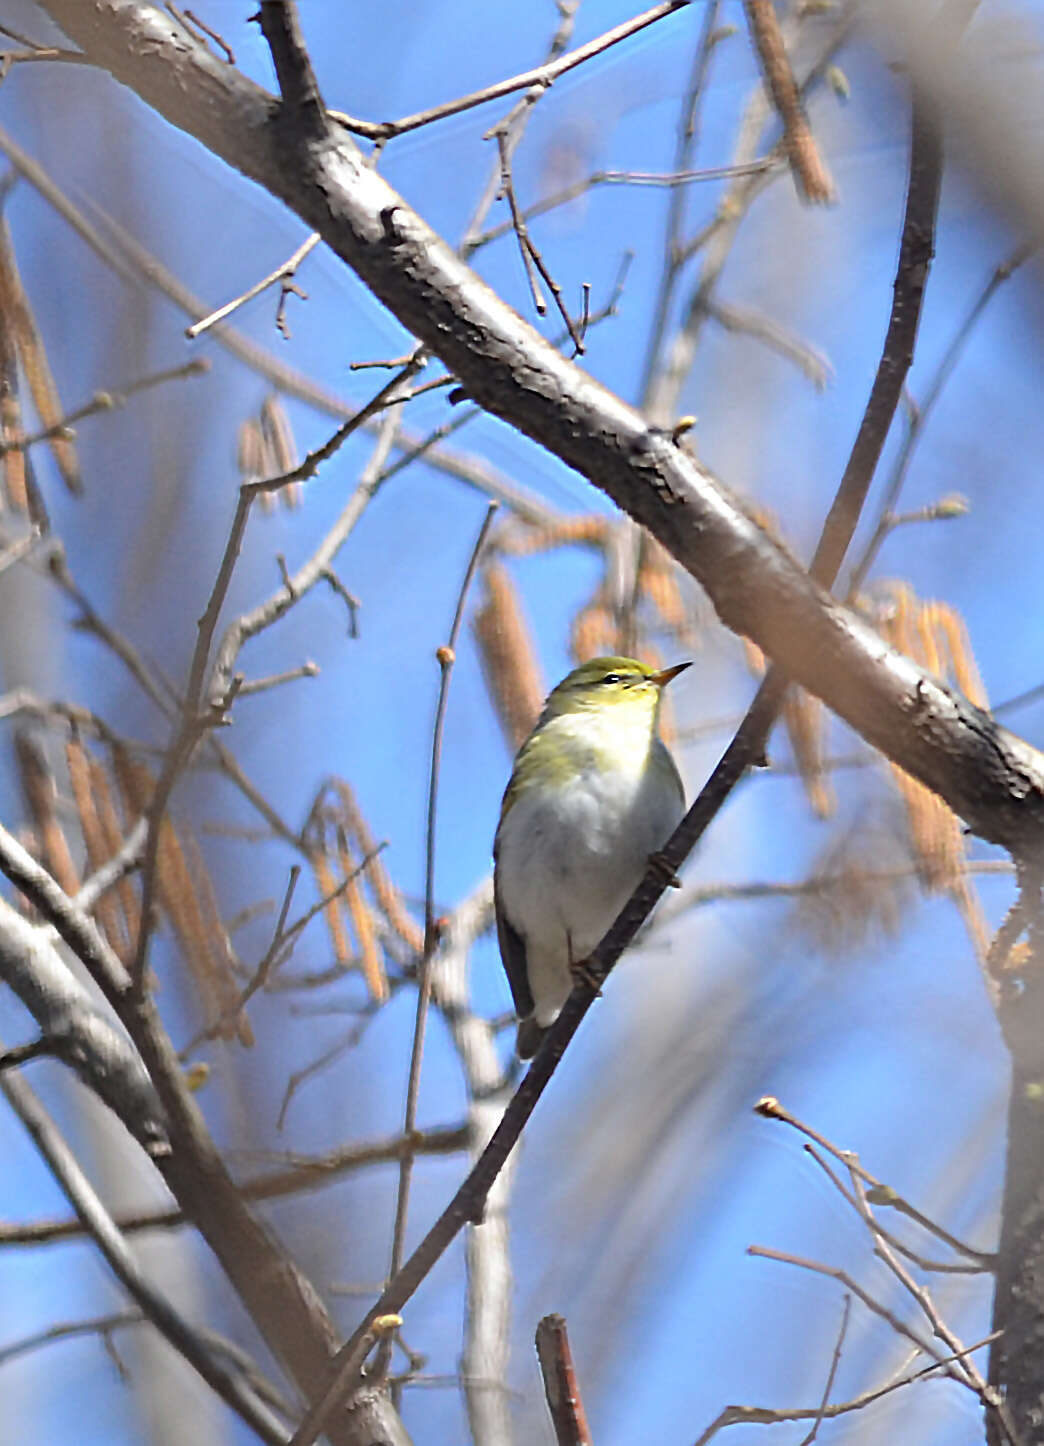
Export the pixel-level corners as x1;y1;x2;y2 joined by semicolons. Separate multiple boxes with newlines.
35;0;1044;859
0;897;169;1155
1;1067;289;1443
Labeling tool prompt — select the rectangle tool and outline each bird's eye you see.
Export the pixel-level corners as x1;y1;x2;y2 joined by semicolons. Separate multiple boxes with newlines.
601;673;623;685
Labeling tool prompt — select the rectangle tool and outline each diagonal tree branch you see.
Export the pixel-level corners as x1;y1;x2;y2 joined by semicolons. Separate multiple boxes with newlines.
34;0;1044;863
1;1067;289;1444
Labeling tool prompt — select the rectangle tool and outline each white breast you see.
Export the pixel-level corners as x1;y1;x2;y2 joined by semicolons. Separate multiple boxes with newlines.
496;707;683;1024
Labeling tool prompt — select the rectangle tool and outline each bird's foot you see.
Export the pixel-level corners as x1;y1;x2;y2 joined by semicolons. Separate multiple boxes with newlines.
648;850;682;888
570;958;603;996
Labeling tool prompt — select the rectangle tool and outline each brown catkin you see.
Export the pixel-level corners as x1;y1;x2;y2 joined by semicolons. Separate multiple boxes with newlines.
112;747;250;1041
782;690;835;821
14;731;79;897
311;851;353;967
333;780;423;955
336;829;388;1004
65;734;129;959
496;514;609;556
0;218;80;494
878;584;984;893
473;560;545;751
92;754;142;948
570;595;620;664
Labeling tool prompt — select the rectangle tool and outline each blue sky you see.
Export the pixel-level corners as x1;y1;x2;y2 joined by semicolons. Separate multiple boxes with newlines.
0;2;1042;1442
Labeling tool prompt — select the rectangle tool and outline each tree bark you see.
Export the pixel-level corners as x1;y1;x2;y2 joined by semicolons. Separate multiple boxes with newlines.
30;4;1044;1441
33;0;1044;863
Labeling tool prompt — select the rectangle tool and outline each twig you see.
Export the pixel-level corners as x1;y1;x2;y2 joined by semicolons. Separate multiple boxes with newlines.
328;1;691;142
0;526;44;577
380;502;497;1384
742;0;836;203
133;356;422;989
803;1146;988;1275
0;1311;142;1368
73;816;147;914
535;1314;593;1446
692;1332;1002;1444
46;554;177;723
173;7;234;65
0;1036;54;1071
753;1096;994;1266
0;358;209;457
1;1067;288;1443
465;161;774;253
796;1294;850;1446
847;242;1034;598
704;297;831;388
237;661;319;697
0;1124;472;1247
747;1244;973;1382
185;232;320;339
494;133;584;354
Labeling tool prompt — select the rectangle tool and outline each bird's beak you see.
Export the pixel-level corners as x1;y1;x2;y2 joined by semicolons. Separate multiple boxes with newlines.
648;661;691;688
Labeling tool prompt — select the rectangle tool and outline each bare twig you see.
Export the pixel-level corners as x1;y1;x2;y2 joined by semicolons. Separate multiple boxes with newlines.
753;1096;994;1266
494;133;584;354
0;1124;471;1247
0;358;209;457
804;1146;988;1275
704;297;831;388
185;231;320;339
459;1;580;259
380;503;497;1384
847;242;1034;598
328;1;691;141
692;1332;1002;1445
747;1244;973;1382
796;1295;850;1446
1;1068;288;1442
742;0;836;203
535;1314;593;1446
73;816;147;915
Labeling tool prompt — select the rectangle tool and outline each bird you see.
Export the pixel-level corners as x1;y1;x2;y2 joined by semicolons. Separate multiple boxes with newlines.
493;655;688;1058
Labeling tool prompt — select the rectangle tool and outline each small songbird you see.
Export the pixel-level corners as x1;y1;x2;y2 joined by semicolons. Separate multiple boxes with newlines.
493;656;688;1058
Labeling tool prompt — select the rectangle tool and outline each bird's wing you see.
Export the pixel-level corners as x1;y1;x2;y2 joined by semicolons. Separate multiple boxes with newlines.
492;865;534;1019
656;735;686;809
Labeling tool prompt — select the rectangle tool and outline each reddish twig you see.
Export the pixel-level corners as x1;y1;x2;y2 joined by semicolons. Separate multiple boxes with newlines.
742;0;836;203
535;1314;593;1446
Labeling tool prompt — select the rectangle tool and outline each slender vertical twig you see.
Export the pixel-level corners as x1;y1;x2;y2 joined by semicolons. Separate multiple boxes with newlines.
286;81;946;1446
379;502;498;1388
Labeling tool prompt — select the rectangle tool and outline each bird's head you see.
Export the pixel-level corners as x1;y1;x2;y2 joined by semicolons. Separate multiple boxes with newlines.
540;656;690;722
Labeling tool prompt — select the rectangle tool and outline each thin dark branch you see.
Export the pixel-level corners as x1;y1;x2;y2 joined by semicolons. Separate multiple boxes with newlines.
0;1125;472;1247
327;1;691;142
806;88;941;586
1;1069;288;1443
257;1;327;141
847;241;1034;597
285;79;946;1446
380;503;497;1380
